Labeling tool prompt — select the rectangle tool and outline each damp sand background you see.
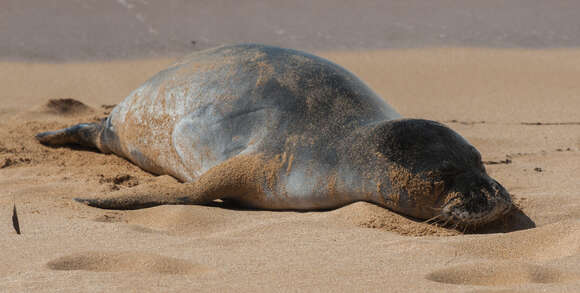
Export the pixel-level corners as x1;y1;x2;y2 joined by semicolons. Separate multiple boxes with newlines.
1;1;580;291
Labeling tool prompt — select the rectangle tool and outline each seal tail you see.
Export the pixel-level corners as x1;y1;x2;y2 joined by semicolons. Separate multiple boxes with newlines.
35;121;105;151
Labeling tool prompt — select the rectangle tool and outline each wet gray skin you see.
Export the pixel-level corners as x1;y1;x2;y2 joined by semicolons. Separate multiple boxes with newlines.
36;44;512;227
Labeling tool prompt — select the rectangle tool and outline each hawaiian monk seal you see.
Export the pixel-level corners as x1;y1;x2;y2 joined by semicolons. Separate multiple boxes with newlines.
36;44;512;227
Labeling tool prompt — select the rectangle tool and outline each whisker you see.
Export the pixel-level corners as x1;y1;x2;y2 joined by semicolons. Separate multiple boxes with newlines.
451;219;462;230
423;214;443;224
430;217;444;227
427;206;443;212
440;217;453;227
462;224;469;234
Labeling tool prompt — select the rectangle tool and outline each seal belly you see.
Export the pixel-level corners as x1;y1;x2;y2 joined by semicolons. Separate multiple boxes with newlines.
172;104;271;181
101;69;196;180
230;159;363;210
104;85;273;182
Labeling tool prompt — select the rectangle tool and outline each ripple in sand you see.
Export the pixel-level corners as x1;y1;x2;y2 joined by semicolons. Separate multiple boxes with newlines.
426;262;579;286
47;251;208;274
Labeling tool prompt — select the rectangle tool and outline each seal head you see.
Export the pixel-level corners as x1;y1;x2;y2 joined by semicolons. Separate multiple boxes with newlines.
365;119;512;227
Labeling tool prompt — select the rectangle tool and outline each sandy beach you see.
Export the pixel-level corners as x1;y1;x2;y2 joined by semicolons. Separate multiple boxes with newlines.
2;0;580;292
1;48;579;292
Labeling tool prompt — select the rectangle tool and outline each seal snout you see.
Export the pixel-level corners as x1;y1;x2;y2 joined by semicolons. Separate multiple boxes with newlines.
441;179;512;226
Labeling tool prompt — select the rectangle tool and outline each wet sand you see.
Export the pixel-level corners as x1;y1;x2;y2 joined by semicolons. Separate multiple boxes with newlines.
3;0;580;60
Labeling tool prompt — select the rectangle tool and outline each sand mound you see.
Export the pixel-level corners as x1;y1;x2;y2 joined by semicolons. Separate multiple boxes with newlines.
324;195;536;237
123;205;235;234
13;98;101;122
328;202;460;236
41;98;93;116
115;201;459;237
115;203;291;237
101;198;533;238
426;262;579;286
46;251;207;274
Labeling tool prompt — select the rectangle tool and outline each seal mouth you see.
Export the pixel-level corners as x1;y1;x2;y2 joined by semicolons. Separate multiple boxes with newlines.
437;179;513;228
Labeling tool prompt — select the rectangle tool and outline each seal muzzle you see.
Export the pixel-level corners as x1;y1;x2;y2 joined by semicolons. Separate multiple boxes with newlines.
441;177;512;226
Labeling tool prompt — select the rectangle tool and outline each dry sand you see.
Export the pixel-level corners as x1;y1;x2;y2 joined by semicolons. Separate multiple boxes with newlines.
1;49;580;292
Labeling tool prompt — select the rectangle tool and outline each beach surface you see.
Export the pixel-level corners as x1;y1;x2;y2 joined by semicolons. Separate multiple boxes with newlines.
2;0;580;291
1;48;579;292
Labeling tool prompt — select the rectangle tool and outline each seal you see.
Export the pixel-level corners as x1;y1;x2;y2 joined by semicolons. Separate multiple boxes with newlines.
36;44;512;227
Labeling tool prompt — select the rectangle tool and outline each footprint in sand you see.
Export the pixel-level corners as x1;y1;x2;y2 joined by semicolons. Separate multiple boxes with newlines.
426;262;580;286
46;251;208;275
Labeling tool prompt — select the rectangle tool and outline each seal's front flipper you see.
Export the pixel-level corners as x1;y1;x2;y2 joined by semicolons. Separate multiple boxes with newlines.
74;177;220;210
74;192;198;210
36;122;104;150
74;155;263;210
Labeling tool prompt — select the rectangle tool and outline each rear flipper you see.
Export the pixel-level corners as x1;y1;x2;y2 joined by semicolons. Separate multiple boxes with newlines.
35;121;104;150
